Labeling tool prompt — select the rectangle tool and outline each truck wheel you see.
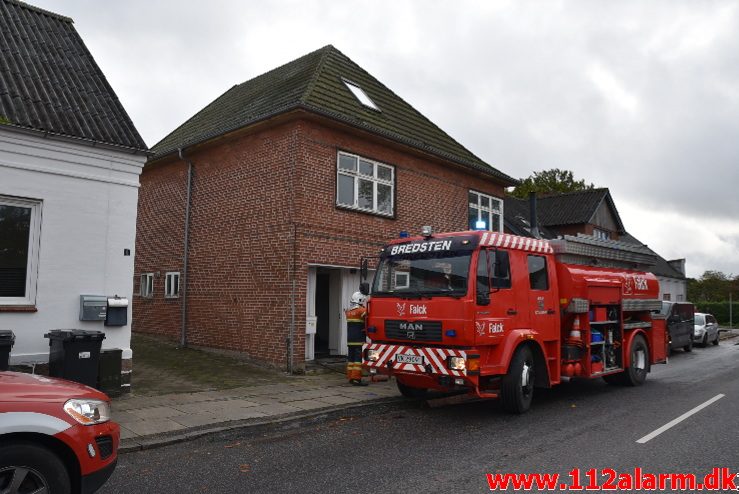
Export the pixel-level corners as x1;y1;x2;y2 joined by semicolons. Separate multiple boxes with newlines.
396;380;427;399
623;334;649;387
0;442;71;494
501;346;535;414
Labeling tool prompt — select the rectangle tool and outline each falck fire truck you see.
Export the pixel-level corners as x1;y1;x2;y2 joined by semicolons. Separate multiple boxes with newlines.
360;228;667;413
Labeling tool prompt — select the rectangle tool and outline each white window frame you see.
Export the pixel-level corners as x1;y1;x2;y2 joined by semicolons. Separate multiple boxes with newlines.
0;195;42;306
336;151;395;217
140;273;154;298
394;271;410;290
593;228;611;240
342;79;380;111
165;271;180;299
468;190;503;232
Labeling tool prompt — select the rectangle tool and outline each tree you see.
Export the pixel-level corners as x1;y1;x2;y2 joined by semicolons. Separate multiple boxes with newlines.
687;270;736;302
510;168;595;198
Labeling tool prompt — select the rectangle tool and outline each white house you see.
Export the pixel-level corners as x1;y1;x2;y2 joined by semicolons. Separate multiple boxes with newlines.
0;0;148;392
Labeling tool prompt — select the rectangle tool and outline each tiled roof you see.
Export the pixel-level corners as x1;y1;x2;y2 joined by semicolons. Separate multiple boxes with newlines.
151;45;516;185
0;0;147;151
620;233;686;280
503;195;556;238
505;189;624;231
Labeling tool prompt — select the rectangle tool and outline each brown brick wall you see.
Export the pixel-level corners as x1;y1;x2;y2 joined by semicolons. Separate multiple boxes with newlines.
134;117;507;371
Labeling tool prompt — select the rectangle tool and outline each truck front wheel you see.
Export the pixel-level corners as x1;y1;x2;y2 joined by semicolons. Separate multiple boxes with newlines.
501;346;535;414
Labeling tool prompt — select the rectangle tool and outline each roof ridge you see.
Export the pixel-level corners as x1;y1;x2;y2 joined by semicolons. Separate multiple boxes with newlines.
2;0;72;23
539;187;607;198
300;44;335;104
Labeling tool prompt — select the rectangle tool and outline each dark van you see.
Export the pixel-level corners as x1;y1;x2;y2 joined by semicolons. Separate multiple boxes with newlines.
660;301;695;352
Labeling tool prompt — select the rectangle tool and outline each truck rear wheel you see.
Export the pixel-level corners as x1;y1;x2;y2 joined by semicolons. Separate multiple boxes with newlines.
603;334;649;386
396;379;428;399
501;346;534;414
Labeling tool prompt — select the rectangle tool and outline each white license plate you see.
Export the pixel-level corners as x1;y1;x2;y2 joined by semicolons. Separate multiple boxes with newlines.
395;354;423;365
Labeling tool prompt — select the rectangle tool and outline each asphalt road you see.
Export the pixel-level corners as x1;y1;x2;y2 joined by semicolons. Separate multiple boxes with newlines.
101;340;739;493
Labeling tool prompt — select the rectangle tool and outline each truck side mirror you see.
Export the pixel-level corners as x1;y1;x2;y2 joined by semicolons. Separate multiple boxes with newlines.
360;258;368;281
359;282;370;296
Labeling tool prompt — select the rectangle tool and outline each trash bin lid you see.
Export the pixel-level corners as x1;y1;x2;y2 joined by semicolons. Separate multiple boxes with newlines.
0;330;14;343
44;329;106;341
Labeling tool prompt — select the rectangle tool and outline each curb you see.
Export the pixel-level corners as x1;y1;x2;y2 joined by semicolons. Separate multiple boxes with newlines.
119;396;410;453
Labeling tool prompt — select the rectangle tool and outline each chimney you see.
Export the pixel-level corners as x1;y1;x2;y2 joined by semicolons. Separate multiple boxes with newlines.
529;192;541;239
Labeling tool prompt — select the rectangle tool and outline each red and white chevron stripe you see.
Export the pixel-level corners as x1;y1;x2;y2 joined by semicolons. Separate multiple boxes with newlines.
362;343;467;376
480;232;553;253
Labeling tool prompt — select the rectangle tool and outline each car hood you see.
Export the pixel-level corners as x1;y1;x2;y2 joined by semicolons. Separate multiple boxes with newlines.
0;371;108;403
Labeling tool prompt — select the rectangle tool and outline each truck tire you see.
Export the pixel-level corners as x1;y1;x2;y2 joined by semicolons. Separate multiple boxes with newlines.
500;346;535;414
396;380;427;399
0;442;71;494
623;334;649;386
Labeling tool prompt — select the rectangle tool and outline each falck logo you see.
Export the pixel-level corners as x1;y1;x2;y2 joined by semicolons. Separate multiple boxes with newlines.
475;321;486;336
396;303;407;317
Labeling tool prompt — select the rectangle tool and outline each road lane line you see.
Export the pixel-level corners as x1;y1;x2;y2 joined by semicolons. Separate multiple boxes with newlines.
636;394;725;444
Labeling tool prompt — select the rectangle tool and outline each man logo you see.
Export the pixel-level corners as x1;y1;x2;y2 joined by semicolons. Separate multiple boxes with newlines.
399;322;423;331
396;303;407;317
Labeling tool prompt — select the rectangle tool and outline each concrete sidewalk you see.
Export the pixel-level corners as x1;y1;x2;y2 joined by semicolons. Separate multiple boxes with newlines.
113;373;402;452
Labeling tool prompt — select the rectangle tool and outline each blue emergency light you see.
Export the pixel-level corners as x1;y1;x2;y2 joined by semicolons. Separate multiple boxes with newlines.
399;231;409;238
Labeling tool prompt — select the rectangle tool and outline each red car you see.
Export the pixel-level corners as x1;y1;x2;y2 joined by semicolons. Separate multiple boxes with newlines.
0;371;119;494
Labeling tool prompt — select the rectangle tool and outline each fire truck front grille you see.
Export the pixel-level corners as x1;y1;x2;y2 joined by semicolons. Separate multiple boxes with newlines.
384;320;443;342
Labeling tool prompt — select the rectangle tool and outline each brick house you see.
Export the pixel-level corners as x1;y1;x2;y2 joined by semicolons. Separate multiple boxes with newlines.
134;45;517;372
504;188;687;301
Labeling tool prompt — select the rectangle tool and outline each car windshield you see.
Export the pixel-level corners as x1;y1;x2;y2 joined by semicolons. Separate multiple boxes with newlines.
694;314;705;325
371;238;474;297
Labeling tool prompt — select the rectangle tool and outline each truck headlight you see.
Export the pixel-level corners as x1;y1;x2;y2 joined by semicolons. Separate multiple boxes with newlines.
447;356;466;371
63;399;111;425
365;349;381;362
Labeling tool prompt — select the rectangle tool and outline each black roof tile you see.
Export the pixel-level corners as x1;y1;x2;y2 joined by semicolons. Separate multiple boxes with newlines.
0;0;147;151
151;45;516;185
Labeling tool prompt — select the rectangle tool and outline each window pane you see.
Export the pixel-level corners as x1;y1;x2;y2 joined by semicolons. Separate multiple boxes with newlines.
480;195;490;208
359;160;373;176
338;154;357;171
0;205;31;297
377;183;392;214
490;198;501;213
358;179;374;209
528;255;549;290
468;206;480;230
338;174;355;205
491;213;501;232
468;191;478;206
377;165;392;181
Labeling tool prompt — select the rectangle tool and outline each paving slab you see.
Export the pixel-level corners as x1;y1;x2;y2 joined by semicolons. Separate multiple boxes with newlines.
122;418;186;436
286;399;334;411
128;406;186;420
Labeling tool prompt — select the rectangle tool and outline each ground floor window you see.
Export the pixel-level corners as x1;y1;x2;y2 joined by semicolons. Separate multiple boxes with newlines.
0;195;42;305
165;272;180;298
140;273;154;298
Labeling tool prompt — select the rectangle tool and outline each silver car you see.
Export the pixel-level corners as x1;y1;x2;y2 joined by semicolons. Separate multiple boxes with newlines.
693;312;720;346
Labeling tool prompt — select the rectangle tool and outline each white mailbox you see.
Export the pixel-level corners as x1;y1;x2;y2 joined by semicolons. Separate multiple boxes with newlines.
305;316;317;335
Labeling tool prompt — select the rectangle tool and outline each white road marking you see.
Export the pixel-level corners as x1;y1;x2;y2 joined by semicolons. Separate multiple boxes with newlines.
636;394;725;444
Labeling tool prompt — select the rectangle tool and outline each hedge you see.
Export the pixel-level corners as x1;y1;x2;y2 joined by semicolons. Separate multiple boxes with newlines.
692;301;739;327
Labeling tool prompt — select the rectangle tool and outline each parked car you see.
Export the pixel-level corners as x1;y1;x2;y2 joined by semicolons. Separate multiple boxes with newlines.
693;312;720;347
660;301;695;352
0;371;119;494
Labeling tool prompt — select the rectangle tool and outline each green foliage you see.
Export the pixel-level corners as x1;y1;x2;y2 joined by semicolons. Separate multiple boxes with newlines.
693;301;739;327
510;168;595;199
687;270;738;303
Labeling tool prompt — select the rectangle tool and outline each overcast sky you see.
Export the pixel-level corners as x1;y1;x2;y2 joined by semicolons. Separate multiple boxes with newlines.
32;0;739;278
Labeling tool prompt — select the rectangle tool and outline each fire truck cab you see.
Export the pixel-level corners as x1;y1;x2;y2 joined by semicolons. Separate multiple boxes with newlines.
361;230;667;413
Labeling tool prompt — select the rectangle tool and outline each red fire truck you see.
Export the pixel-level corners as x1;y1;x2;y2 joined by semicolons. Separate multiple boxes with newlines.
360;229;667;413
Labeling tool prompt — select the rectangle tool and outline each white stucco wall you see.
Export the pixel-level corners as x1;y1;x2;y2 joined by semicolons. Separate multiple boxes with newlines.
0;128;145;364
657;275;687;302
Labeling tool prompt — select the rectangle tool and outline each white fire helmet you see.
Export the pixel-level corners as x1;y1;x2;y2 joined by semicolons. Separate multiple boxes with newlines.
350;291;367;307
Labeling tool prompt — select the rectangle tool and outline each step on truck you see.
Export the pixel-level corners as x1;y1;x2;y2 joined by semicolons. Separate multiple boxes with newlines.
360;228;667;413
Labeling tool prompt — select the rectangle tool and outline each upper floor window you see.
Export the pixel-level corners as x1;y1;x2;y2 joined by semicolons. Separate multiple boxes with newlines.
0;195;42;306
165;272;180;298
593;228;611;240
337;152;394;216
468;190;503;232
140;273;154;298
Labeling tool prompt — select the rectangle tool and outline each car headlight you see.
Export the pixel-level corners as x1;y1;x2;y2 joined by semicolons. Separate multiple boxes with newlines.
447;356;466;371
365;348;381;362
63;399;111;425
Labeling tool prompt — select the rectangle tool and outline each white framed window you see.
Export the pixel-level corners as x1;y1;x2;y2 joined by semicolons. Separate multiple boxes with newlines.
165;272;180;298
0;195;42;306
343;80;379;111
336;152;394;216
140;273;154;298
593;228;611;240
468;190;503;232
394;271;410;289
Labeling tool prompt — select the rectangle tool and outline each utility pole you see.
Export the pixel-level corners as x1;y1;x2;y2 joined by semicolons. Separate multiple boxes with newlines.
730;291;733;330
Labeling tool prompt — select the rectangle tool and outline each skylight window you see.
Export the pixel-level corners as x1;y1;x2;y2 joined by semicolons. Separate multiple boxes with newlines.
343;80;379;110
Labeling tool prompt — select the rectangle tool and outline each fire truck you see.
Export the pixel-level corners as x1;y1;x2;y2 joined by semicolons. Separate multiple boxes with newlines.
360;228;667;413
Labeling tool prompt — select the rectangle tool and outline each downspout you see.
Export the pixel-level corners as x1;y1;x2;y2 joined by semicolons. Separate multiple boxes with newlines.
178;147;193;348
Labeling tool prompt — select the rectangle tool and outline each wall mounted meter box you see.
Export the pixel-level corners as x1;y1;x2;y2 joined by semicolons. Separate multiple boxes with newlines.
79;295;107;321
105;296;129;326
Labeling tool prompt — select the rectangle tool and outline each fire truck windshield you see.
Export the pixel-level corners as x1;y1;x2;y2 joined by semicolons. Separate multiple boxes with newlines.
371;250;472;298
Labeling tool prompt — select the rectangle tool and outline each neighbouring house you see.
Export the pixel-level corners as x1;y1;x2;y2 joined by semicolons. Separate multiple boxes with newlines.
504;189;687;300
134;45;517;372
0;0;148;391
